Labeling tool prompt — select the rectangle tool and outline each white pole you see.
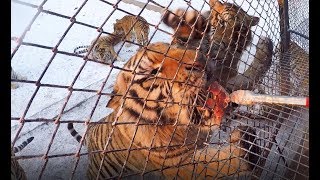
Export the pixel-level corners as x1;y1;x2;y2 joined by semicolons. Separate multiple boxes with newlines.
229;90;309;107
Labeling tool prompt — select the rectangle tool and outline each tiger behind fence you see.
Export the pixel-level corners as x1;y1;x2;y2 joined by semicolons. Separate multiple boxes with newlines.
162;0;260;88
68;42;260;179
73;34;125;63
114;15;150;47
73;15;150;63
11;137;34;180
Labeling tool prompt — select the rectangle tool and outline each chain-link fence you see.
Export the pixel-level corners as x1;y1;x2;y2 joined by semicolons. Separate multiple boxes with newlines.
11;0;308;179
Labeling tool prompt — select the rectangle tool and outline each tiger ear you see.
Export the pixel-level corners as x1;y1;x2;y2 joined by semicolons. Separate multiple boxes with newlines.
250;16;259;26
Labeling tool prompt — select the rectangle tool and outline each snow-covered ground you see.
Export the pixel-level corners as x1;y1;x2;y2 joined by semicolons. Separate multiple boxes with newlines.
11;0;290;179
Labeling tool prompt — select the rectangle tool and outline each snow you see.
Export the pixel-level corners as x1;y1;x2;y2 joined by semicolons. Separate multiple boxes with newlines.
11;0;296;179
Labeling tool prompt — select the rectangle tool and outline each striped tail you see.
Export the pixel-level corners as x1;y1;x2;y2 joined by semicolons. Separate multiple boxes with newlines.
73;45;90;55
13;137;34;153
67;123;82;143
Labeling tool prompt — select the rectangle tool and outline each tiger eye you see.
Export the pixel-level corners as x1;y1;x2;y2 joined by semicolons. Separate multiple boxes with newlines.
150;68;159;75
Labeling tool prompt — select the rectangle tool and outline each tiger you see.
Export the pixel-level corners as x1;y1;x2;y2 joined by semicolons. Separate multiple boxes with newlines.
11;67;27;89
73;15;150;63
113;15;150;47
68;42;260;179
162;0;260;88
73;34;125;63
11;137;34;180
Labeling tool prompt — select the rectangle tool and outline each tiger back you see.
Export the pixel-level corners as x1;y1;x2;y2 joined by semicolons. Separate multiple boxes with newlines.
68;42;260;179
114;15;150;47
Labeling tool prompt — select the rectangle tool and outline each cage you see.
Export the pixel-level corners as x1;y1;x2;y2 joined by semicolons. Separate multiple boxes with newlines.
11;0;309;179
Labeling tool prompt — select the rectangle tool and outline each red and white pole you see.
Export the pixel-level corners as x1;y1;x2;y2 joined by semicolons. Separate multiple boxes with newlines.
229;90;309;108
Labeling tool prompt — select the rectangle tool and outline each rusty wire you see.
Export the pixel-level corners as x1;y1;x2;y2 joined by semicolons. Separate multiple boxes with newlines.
11;0;308;179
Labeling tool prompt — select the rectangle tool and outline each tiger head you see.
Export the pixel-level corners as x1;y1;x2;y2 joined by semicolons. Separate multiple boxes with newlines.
209;0;259;52
88;37;115;62
108;42;229;135
90;43;108;62
113;19;125;35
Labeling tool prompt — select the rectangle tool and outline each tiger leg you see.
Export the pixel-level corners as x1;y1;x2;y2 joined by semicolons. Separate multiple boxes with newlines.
109;47;126;62
226;36;273;92
223;36;273;117
136;32;148;46
124;30;134;47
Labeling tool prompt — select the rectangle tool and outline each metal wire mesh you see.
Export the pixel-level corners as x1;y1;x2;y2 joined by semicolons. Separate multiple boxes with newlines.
11;0;309;179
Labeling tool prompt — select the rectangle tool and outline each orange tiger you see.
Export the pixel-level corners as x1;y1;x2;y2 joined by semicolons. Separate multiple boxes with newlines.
68;42;260;179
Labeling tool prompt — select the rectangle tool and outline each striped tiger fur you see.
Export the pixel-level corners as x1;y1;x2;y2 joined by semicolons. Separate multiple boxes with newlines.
114;15;150;47
73;34;125;63
73;15;149;63
13;137;34;153
11;137;34;180
162;0;260;88
68;42;260;179
73;45;90;55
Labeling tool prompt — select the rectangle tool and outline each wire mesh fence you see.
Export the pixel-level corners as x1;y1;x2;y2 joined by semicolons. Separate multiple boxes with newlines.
11;0;309;179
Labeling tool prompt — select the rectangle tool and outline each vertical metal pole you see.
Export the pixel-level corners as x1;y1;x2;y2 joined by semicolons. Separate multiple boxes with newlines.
278;0;291;95
280;0;290;53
